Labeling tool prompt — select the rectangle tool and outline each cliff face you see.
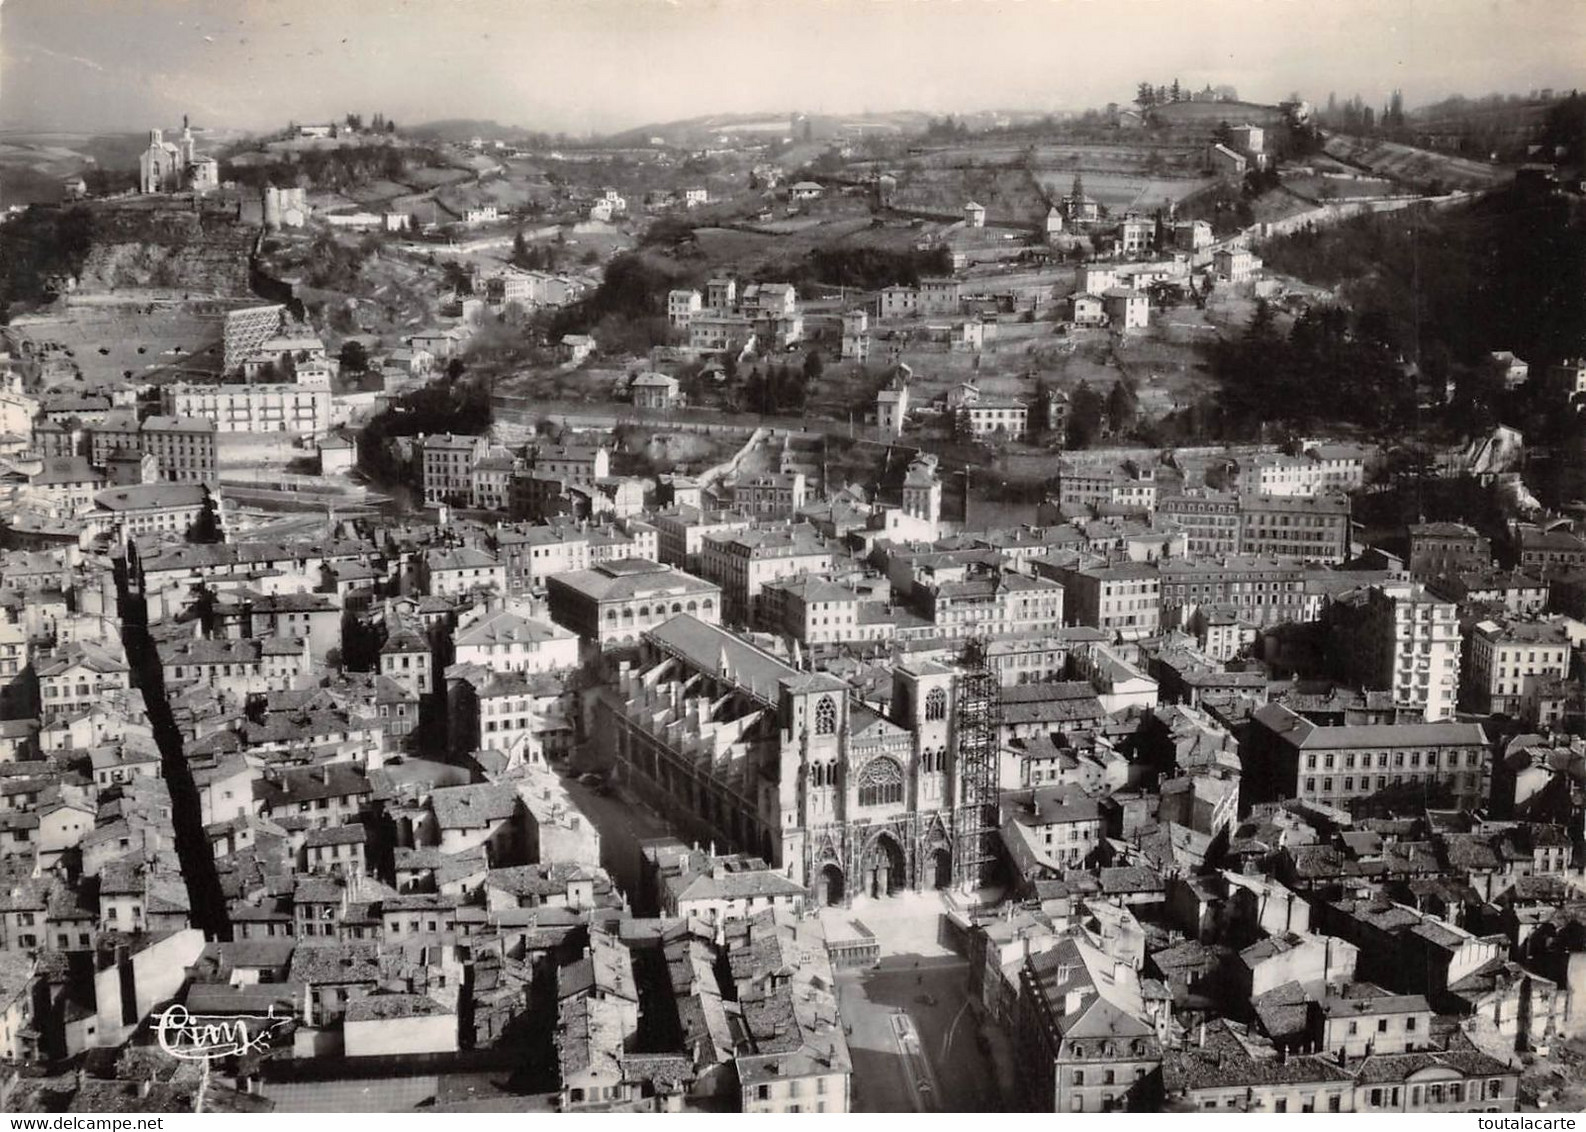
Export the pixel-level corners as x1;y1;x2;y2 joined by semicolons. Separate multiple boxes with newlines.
76;209;255;296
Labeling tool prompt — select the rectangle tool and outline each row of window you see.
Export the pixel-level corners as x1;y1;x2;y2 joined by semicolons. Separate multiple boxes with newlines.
1305;750;1480;771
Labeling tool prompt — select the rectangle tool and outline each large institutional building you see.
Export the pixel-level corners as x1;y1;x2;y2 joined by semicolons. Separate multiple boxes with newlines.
592;614;986;903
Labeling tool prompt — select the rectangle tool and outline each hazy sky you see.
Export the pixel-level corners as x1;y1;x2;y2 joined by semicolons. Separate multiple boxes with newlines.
2;0;1583;137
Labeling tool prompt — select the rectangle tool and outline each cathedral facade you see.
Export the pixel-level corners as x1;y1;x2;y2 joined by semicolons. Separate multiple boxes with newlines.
591;614;973;903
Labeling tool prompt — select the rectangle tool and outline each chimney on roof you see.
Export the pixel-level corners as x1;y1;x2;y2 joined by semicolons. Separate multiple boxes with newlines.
317;764;331;785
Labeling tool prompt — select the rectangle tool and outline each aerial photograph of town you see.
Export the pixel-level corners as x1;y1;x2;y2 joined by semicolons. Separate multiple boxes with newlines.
0;0;1582;1117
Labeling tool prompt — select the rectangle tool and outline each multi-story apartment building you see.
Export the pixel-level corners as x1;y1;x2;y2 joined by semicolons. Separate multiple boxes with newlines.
1046;561;1161;640
699;526;835;625
161;382;332;436
1408;522;1492;581
93;483;211;537
1462;618;1571;723
1015;936;1165;1113
877;284;920;319
1325;582;1460;722
526;443;610;484
420;547;506;597
546;559;722;650
495;524;591;594
689;313;753;354
651;507;755;576
469;450;518;511
913;571;1064;639
1426;567;1548;615
35;644;130;721
140;416;218;485
1515;524;1586;575
732;472;808;520
89;410;141;467
985;629;1108;688
1158;492;1241;556
1158;556;1308;630
1244;444;1369;497
1242;702;1488;810
452;609;580;676
1056;461;1159;513
666;288;702;328
918;277;962;317
1239;494;1350;563
958;399;1029;440
757;576;896;649
420;433;489;506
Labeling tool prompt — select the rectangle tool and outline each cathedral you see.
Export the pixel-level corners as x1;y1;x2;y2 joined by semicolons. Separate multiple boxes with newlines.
592;613;981;904
139;118;219;195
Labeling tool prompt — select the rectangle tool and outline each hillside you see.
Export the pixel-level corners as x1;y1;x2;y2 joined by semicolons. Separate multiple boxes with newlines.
1147;100;1288;130
1319;133;1509;192
405;118;539;144
1258;184;1586;368
76;205;254;296
602;110;929;149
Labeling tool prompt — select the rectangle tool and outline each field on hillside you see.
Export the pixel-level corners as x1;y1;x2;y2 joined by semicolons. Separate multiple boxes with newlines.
1281;173;1399;201
891;166;1048;221
1321;134;1508;191
1148;101;1290;129
341;179;417;206
1032;169;1216;211
403;166;474;190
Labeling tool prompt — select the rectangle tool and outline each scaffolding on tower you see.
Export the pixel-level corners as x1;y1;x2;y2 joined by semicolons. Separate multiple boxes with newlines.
954;636;1001;893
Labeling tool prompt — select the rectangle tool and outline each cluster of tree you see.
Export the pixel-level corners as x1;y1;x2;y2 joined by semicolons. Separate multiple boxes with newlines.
1259;185;1586;370
359;112;399;134
922;116;974;141
338;340;370;373
1211;301;1417;436
530;252;684;358
1136;80;1186;108
1135;81;1236;109
738;351;823;415
355;366;488;483
510;231;562;272
1315;90;1406;137
1542;92;1586;164
0;206;95;321
800;244;952;290
1175;181;1254;236
222;142;440;194
1060;377;1140;448
289;231;379;291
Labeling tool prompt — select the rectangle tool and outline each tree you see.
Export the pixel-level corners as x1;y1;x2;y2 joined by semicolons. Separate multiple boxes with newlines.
1106;377;1139;433
511;229;530;268
802;348;824;382
339;339;369;373
1135;82;1154;109
1170;78;1182;103
1066;381;1107;448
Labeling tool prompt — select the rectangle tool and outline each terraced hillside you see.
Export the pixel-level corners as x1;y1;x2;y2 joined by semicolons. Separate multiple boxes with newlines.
1321;134;1509;192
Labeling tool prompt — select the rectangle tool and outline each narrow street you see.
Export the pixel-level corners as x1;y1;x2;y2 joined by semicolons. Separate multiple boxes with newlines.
555;768;675;905
114;567;232;940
